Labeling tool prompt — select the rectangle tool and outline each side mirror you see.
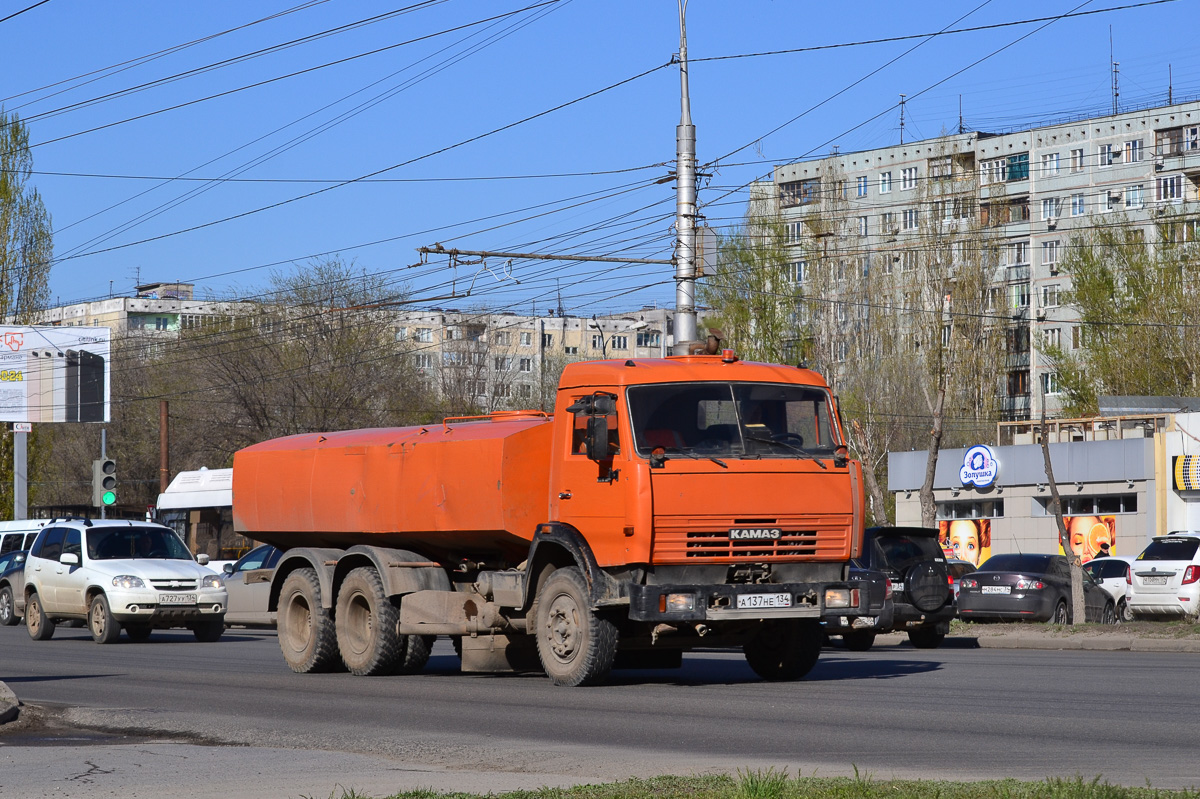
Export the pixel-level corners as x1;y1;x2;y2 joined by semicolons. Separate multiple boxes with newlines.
834;445;849;468
223;562;235;576
196;554;210;566
60;552;79;566
584;416;609;461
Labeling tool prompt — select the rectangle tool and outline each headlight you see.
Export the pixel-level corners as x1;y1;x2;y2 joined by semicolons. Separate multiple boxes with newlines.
201;574;223;589
112;575;145;590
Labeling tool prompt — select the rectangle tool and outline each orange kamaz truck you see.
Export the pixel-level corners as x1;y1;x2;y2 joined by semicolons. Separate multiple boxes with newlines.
232;351;865;686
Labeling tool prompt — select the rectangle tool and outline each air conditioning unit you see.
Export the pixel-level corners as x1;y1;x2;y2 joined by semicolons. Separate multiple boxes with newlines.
1049;264;1059;275
1109;190;1122;201
1036;308;1046;320
1047;219;1057;230
1155;156;1165;172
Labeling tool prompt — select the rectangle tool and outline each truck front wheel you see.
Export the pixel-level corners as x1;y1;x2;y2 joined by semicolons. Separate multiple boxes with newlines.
743;619;822;681
335;567;404;676
535;567;618;687
278;568;339;673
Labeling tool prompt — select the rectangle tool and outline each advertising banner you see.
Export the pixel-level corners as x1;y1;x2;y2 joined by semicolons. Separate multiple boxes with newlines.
938;519;992;567
1059;515;1116;563
0;326;111;423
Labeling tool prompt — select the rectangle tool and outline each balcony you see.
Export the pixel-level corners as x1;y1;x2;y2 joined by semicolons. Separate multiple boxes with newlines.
999;393;1031;421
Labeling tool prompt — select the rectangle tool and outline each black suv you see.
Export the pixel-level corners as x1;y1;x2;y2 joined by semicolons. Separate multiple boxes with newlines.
850;526;955;649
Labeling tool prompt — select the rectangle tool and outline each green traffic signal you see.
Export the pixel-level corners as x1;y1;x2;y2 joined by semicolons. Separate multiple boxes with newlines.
101;489;116;506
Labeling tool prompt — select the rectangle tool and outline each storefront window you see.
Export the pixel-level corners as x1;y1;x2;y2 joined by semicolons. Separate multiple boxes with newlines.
1036;494;1137;515
935;500;1005;520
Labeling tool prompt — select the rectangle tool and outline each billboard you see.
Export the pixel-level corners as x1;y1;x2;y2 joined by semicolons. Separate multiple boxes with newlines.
0;327;111;423
1059;515;1116;564
938;519;992;568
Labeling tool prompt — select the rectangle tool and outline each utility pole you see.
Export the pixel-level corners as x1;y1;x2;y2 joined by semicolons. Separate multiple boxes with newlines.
673;0;699;354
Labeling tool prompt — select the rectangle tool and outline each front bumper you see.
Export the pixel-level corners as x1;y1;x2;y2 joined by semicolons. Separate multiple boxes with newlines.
108;588;227;625
627;582;848;622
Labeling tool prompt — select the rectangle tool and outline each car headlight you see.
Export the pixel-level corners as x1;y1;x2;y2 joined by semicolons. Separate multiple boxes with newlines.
201;574;223;589
113;575;145;590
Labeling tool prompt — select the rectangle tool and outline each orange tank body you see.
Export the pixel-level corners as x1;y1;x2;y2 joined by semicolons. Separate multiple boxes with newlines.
232;410;553;563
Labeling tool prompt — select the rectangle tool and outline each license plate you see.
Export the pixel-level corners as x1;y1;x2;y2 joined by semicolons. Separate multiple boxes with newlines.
981;585;1010;595
1143;576;1168;586
159;593;197;605
891;582;905;593
737;592;792;609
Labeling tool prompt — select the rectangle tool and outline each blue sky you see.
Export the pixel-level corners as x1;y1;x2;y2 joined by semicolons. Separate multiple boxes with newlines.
3;0;1196;316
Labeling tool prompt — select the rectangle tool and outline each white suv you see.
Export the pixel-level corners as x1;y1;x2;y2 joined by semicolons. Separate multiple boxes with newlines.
1128;532;1200;618
24;519;227;643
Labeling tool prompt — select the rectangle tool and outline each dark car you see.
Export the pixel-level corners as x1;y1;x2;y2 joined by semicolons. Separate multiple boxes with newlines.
848;527;955;649
823;565;895;651
0;550;28;626
958;553;1116;623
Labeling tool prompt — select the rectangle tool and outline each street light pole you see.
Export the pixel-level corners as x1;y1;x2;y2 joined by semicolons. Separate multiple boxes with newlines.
673;0;698;354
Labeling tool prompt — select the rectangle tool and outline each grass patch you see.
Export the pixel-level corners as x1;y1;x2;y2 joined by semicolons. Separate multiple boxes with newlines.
327;773;1200;799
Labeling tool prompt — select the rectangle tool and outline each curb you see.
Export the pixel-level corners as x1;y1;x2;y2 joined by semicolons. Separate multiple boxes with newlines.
0;680;18;725
871;632;1200;653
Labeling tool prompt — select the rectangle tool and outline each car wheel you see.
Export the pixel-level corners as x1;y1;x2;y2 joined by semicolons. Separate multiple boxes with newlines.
26;591;55;640
907;627;946;649
743;619;823;681
1118;599;1133;623
842;631;876;651
1102;601;1118;625
0;585;17;626
88;594;121;644
192;620;224;643
1049;600;1069;625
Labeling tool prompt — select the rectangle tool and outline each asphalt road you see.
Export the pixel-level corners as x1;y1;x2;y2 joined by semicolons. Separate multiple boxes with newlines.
1;625;1198;798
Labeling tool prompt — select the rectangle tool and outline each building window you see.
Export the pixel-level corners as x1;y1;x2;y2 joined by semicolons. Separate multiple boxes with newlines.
1045;327;1061;349
980;158;1006;184
900;250;917;272
1042;240;1060;266
1157;175;1184;202
1041;284;1060;308
1010;241;1030;265
492;383;511;399
834;339;848;363
1073;325;1083;349
1041;152;1060;176
856;176;868;197
1070;148;1085;171
881;211;895;232
929;155;953;178
1010;282;1030;309
1041;197;1061;220
611;335;627;350
494;356;512;371
789;260;806;283
780;179;819;207
518;384;532;399
1125;139;1143;163
1006;153;1029;181
1098;143;1114;167
519;357;532;372
1101;190;1120;212
394;327;408;342
784;221;803;243
902;208;919;230
1041;372;1063;395
935;500;1005;520
413;353;433;370
879;172;892;194
1071;193;1086;216
901;167;918;190
636;331;660;347
520;331;533;346
857;216;868;236
493;330;511;346
564;346;578;355
1156;127;1183;156
591;334;605;350
542;333;553;348
1125;184;1144;209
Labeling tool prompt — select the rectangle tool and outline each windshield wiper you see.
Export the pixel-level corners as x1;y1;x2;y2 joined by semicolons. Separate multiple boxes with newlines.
744;436;829;470
657;448;728;468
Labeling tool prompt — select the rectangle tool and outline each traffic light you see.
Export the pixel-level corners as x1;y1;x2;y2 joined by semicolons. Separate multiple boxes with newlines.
92;458;116;507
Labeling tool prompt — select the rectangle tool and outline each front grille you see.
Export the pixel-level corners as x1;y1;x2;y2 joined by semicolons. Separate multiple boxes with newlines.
651;518;851;563
149;579;199;591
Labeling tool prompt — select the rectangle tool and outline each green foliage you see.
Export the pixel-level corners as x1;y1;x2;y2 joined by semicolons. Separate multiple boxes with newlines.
1047;211;1200;415
737;768;790;799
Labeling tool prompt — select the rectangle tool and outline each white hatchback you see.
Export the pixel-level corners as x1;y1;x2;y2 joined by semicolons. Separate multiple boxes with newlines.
23;519;227;643
1083;556;1135;622
1128;533;1200;618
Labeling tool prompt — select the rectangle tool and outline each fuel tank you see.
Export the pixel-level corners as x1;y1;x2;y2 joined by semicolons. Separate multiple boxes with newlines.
232;411;553;563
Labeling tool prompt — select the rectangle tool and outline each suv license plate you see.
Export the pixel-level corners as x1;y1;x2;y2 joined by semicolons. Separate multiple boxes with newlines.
1143;576;1168;586
736;592;792;609
159;593;197;605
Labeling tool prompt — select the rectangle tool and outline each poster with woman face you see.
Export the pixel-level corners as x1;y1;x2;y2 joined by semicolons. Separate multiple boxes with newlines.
1060;515;1116;563
938;519;991;567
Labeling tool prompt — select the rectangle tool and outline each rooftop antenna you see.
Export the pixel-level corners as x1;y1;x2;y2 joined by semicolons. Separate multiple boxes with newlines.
555;278;565;318
899;94;907;145
958;95;964;135
1110;26;1119;116
1168;63;1173;105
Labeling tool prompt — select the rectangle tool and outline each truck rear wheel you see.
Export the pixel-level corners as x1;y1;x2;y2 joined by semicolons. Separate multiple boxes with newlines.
535;567;618;687
743;619;822;681
279;568;339;673
336;567;404;676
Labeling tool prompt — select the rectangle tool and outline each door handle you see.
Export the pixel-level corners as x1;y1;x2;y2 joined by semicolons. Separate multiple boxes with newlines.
558;491;572;500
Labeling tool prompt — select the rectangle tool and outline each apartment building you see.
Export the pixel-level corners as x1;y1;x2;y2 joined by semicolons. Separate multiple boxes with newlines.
767;99;1200;420
34;282;242;335
391;306;674;408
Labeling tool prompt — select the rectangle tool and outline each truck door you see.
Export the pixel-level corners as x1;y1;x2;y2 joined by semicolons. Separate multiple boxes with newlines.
552;391;629;567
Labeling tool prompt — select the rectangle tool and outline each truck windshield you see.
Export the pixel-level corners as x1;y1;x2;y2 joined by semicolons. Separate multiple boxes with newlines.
86;526;193;561
627;382;837;459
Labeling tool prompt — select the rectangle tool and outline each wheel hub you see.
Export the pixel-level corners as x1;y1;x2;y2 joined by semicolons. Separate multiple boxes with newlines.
546;595;580;659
